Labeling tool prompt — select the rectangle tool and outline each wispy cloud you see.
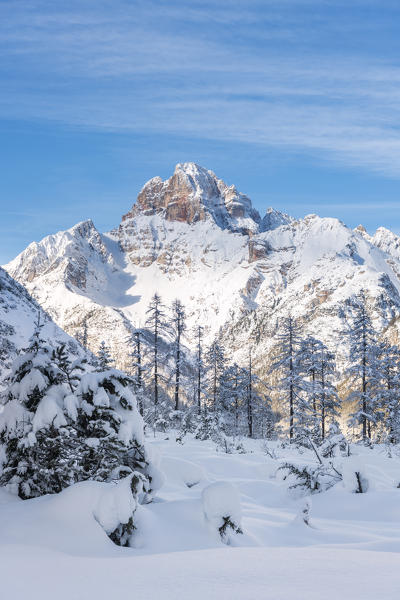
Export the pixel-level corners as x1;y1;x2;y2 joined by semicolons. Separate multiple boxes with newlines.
2;1;400;176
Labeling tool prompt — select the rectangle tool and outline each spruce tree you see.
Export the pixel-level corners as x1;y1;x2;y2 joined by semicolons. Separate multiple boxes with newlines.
247;349;254;438
317;344;341;440
194;325;205;414
342;290;379;441
145;293;168;422
52;343;86;393
170;299;186;411
271;316;305;441
97;340;114;371
299;336;340;441
221;363;247;436
375;342;400;443
75;369;154;544
126;328;145;416
205;336;227;412
0;315;77;498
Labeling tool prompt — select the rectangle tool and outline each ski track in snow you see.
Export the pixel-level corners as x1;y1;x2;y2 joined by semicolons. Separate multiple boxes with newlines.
1;434;400;599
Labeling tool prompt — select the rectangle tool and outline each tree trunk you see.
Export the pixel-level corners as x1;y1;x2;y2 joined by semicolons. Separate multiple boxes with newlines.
362;324;367;441
174;330;181;411
154;319;158;407
135;331;143;416
289;326;294;441
247;351;253;438
321;364;325;440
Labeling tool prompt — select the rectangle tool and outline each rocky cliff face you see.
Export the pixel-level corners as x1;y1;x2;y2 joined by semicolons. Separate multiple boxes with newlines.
122;163;260;235
4;162;400;374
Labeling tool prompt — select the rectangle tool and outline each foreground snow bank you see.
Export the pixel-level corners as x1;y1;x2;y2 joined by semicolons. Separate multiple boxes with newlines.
0;546;398;600
1;434;400;598
0;478;138;555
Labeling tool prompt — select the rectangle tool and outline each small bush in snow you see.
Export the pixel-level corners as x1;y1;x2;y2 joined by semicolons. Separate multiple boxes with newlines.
202;481;243;545
296;498;312;527
279;461;342;496
319;423;349;458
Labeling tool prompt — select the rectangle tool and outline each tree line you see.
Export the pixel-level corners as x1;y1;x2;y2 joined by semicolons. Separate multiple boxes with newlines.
91;289;400;447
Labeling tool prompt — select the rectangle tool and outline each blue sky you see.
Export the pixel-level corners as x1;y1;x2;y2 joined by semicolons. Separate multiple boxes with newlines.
1;0;400;263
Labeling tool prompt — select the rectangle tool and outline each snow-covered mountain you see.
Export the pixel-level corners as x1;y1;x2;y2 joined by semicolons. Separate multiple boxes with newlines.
0;266;83;378
4;162;400;371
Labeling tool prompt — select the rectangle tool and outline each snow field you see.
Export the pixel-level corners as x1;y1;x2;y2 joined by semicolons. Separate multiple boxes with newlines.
1;434;400;598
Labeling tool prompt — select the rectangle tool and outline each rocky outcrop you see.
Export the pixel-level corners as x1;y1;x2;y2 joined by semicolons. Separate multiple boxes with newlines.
249;240;270;262
122;163;260;235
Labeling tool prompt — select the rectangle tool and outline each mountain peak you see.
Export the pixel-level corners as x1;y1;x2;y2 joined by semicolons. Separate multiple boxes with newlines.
261;207;294;232
355;224;367;234
122;163;260;235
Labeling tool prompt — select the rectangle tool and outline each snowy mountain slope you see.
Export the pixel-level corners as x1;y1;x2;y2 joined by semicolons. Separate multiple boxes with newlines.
0;266;83;377
5;162;400;371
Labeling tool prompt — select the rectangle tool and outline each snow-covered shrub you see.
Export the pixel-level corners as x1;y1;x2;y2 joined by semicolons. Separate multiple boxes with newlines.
215;434;247;454
202;481;243;544
279;460;342;496
295;498;312;527
261;441;279;459
319;423;349;458
95;473;144;547
341;457;370;493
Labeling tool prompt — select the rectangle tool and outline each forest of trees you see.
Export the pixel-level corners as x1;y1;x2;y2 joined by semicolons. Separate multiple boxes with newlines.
88;289;400;448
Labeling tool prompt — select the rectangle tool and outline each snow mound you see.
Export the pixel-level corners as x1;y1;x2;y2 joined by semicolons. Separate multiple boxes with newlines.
202;481;242;542
94;474;137;535
161;456;206;488
341;455;399;493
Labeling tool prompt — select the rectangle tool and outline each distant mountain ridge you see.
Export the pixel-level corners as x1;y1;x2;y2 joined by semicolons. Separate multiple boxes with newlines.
4;162;400;373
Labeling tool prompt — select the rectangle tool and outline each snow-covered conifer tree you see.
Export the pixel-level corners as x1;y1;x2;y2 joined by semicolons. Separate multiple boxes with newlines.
76;370;147;481
342;290;380;441
0;314;77;498
246;349;254;438
299;336;340;441
126;328;145;416
75;368;157;543
270;316;305;441
221;363;247;436
375;342;400;443
194;325;206;414
145;293;169;418
97;340;114;371
52;343;86;393
205;335;227;412
317;345;341;440
170;299;186;411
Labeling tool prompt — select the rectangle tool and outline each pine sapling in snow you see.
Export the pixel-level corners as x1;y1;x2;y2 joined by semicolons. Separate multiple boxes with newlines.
96;340;114;371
